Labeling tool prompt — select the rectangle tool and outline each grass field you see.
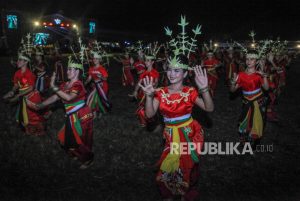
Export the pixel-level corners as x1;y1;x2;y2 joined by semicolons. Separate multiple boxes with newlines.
0;57;300;201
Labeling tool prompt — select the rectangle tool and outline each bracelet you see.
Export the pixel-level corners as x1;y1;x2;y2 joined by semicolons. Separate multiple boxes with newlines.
145;92;154;98
37;103;45;109
52;86;60;92
198;87;209;93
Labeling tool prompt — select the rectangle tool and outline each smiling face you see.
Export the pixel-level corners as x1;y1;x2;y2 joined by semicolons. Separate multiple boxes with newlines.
166;66;187;84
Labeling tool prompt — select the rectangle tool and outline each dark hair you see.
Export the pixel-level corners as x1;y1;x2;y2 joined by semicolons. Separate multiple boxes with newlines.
77;69;84;80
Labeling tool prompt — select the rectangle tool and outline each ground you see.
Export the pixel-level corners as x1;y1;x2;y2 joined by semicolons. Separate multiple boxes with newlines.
0;56;299;201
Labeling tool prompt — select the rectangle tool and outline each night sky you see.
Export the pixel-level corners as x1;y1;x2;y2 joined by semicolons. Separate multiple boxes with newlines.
3;0;300;41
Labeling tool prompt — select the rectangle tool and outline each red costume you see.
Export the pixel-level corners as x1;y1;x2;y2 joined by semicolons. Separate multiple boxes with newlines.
58;80;94;164
264;64;279;121
13;68;45;135
121;58;134;86
224;55;238;84
136;69;160;127
154;86;204;200
86;65;111;114
203;58;220;97
236;72;267;142
133;60;146;75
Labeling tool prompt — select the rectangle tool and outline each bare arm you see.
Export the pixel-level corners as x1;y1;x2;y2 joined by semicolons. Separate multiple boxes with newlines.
84;75;92;86
26;94;59;111
55;90;79;102
195;91;214;112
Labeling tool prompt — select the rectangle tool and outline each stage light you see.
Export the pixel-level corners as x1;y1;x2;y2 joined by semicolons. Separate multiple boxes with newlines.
66;24;70;27
251;43;255;48
49;22;53;26
73;24;77;28
214;43;219;47
61;23;65;27
43;22;47;25
34;21;40;26
297;44;300;49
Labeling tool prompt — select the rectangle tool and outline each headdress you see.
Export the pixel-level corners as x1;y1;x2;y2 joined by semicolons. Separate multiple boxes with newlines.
144;41;162;60
234;30;271;59
164;15;202;69
270;38;288;56
204;40;218;53
67;56;83;70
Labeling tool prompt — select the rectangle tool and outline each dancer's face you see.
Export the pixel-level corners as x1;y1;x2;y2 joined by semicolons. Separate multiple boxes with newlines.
145;59;154;69
17;59;27;68
92;58;100;66
67;68;79;80
246;57;257;68
167;67;187;84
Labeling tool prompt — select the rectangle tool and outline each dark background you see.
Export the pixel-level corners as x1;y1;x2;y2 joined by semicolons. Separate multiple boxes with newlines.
2;0;300;41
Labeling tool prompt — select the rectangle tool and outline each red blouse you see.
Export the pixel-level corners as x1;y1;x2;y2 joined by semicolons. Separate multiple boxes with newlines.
88;66;108;93
133;61;146;74
13;68;36;90
237;72;263;92
155;86;198;118
88;66;108;82
139;69;159;81
60;80;86;104
203;58;220;69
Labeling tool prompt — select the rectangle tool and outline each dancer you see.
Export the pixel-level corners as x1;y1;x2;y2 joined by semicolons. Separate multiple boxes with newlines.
114;52;135;87
140;16;214;201
3;53;46;135
26;57;94;169
230;49;269;148
85;52;111;117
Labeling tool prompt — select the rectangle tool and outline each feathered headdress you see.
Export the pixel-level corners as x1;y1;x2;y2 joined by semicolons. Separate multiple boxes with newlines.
234;30;271;59
164;15;202;69
67;37;86;71
17;33;36;62
204;40;218;53
270;38;288;55
144;41;162;60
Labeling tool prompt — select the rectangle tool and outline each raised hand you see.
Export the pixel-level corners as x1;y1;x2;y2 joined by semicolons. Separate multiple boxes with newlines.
194;65;208;89
138;76;155;97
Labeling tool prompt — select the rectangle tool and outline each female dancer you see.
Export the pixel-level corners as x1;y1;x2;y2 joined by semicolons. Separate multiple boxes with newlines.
85;52;111;117
27;57;94;169
3;53;46;135
114;52;135;87
140;54;214;201
230;50;269;148
130;55;160;128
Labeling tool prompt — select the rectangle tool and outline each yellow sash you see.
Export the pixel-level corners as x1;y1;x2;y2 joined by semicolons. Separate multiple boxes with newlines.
160;118;193;173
